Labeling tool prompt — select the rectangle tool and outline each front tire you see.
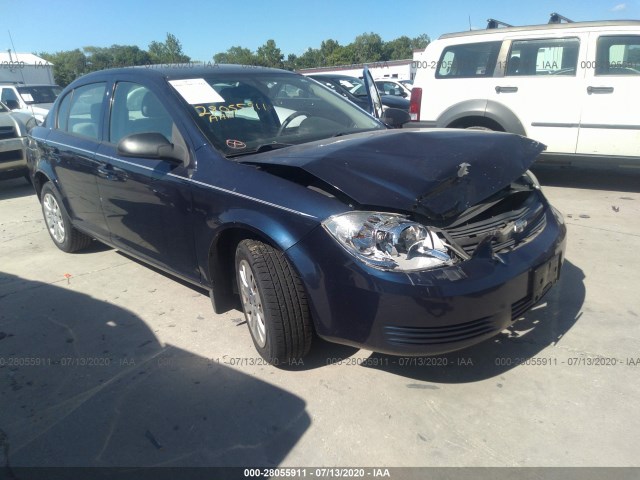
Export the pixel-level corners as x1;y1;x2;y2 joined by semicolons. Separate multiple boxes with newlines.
40;182;92;253
235;239;312;364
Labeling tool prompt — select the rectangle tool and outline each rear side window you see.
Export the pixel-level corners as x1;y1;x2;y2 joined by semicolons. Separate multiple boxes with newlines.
595;35;640;75
506;38;580;76
436;41;501;78
60;83;106;140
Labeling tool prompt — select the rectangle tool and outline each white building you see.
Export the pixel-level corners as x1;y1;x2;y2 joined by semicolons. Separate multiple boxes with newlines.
0;51;55;84
297;50;424;81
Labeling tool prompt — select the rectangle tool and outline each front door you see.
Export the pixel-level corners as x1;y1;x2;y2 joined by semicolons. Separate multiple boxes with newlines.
95;81;198;281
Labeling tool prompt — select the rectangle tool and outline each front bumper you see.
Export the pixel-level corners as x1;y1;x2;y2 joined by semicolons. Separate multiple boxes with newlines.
0;137;28;179
287;206;567;356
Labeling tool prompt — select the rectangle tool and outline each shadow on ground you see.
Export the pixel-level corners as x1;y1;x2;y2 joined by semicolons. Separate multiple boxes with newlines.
0;177;34;201
360;260;585;382
0;272;310;468
532;164;640;193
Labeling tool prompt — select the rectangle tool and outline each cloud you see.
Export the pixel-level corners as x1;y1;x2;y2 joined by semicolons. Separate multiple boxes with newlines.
611;3;627;11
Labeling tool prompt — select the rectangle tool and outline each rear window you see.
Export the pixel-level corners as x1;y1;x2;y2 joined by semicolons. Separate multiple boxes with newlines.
506;38;580;76
595;35;640;75
435;41;501;79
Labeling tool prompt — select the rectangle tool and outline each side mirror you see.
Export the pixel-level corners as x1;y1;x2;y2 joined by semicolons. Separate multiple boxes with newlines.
5;99;20;110
117;132;186;163
380;108;411;128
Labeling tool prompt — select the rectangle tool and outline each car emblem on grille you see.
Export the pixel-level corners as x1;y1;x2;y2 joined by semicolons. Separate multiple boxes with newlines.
513;219;528;234
226;139;246;149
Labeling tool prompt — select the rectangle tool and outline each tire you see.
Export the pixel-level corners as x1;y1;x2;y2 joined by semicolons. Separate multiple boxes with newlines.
465;126;493;131
235;239;312;364
40;182;92;253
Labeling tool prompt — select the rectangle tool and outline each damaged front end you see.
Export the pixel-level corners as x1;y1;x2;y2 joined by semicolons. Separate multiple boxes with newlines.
322;170;551;272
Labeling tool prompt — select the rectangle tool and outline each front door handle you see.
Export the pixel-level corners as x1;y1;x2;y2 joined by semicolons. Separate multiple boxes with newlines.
587;86;614;94
97;164;116;181
495;86;518;93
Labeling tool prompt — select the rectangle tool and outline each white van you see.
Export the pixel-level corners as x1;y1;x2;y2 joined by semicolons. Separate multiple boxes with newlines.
409;18;640;164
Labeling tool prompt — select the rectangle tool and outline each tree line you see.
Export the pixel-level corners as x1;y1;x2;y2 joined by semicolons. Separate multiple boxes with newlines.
213;33;430;69
38;32;429;86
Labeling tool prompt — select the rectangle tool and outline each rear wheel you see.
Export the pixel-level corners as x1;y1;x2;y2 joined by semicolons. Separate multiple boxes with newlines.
235;239;312;364
40;182;92;253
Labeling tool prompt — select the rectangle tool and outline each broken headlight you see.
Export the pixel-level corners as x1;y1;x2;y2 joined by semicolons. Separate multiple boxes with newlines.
323;212;454;271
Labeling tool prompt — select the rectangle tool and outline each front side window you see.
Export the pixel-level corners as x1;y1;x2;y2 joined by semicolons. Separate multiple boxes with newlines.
506;38;580;76
436;41;501;78
1;88;20;105
65;83;106;140
109;82;178;145
170;73;383;157
595;35;640;75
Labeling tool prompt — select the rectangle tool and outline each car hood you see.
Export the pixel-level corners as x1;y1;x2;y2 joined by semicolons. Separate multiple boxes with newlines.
240;129;545;220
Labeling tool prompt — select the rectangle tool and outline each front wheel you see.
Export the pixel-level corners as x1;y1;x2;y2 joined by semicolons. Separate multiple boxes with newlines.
40;182;92;253
235;239;312;364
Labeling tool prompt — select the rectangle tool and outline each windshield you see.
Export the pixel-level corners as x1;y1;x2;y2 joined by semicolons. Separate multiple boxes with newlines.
172;72;383;157
17;85;62;105
0;102;7;113
336;77;367;97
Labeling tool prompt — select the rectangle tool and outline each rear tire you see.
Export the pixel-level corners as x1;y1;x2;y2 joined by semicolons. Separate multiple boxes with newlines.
235;239;312;364
40;182;92;253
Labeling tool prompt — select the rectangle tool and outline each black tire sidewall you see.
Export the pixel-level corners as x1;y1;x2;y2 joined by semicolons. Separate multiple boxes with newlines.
235;241;277;362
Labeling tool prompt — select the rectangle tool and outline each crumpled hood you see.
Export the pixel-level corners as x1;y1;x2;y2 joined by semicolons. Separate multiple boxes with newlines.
242;129;545;220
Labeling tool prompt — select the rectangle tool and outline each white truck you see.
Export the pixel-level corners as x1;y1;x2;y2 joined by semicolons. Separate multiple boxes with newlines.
1;52;59;123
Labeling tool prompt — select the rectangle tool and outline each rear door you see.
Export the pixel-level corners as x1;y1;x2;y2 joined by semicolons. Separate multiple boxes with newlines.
44;82;109;238
490;34;585;154
576;32;640;158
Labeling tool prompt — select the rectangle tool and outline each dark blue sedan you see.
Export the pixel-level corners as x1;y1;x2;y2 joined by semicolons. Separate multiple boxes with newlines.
27;65;566;364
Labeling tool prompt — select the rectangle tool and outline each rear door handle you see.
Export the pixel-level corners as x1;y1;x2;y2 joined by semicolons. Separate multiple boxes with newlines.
495;86;518;93
587;86;614;94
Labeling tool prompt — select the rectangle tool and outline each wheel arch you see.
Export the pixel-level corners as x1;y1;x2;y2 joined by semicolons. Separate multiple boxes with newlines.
206;221;312;315
437;99;526;136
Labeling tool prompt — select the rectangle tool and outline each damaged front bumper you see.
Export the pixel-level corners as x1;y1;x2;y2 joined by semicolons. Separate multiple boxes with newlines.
287;204;567;356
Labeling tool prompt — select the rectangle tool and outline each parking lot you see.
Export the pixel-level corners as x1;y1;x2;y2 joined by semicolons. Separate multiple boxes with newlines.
0;164;639;468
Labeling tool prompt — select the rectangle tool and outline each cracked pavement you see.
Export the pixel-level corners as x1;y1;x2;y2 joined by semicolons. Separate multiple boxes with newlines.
0;164;639;467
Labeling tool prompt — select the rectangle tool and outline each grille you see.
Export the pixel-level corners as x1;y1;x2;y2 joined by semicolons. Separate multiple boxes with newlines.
0;149;23;163
384;315;497;346
445;196;546;256
0;126;16;140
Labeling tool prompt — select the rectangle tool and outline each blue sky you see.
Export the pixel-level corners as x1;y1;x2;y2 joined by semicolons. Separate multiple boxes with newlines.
5;0;639;61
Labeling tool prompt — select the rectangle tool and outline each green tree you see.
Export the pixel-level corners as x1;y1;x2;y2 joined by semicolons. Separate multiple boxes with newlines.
214;46;258;65
296;47;323;69
410;34;431;51
256;39;284;68
352;33;384;63
148;33;190;64
38;49;88;87
383;36;413;60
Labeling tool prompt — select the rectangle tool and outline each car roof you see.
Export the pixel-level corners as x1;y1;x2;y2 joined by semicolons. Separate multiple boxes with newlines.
71;64;296;85
439;19;640;39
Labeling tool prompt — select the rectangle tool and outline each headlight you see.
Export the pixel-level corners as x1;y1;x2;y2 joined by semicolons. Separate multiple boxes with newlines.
322;212;454;271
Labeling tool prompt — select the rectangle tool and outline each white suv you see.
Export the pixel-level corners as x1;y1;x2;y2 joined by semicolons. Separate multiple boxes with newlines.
409;18;640;164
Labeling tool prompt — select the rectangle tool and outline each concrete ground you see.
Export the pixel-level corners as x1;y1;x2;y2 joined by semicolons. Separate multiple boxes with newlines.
0;164;639;469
